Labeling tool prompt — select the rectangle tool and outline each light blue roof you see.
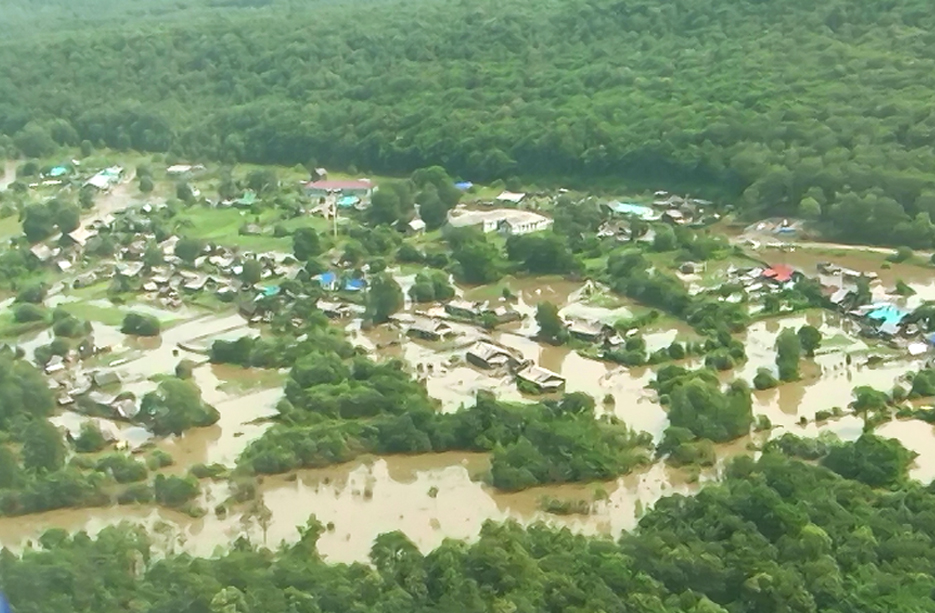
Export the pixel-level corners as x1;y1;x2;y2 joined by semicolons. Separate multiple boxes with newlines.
866;303;908;326
49;166;67;177
337;196;359;208
455;181;473;190
261;285;280;297
607;201;656;219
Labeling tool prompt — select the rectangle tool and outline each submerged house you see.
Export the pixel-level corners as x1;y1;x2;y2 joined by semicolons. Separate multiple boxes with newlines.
445;299;478;319
406;318;455;342
516;364;566;394
761;264;797;285
466;341;522;370
566;319;613;344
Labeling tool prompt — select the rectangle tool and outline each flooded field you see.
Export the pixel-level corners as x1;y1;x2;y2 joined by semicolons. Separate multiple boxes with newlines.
0;452;710;562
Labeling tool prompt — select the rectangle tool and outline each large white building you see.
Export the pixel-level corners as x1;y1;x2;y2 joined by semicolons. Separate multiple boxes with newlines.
446;208;553;236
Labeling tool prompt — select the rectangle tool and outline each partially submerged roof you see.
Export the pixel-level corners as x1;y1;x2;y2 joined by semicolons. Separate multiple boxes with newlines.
306;179;373;191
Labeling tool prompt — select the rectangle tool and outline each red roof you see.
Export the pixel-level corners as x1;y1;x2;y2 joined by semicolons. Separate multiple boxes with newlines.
306;179;372;191
762;264;795;283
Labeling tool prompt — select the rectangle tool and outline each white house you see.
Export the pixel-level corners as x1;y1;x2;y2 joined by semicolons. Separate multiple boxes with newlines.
446;208;553;236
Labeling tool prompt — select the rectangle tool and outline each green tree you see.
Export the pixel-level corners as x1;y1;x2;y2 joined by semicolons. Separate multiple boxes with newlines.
141;378;219;436
366;273;403;324
22;420;66;473
75;422;108;453
139;175;154;193
174;237;204;264
122;312;161;336
241;259;262;285
292;227;321;261
54;203;80;234
797;325;822;358
22;203;55;243
775;328;801;381
536;302;567;345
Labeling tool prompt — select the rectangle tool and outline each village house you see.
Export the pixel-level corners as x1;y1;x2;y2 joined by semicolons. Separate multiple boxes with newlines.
566;319;613;344
305;179;374;200
406;318;455;342
516;364;566;394
479;303;522;324
466;341;522;370
444;299;478;319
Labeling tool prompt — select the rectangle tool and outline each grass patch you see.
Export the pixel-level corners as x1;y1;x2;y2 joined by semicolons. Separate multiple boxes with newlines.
61;301;126;326
215;368;285;394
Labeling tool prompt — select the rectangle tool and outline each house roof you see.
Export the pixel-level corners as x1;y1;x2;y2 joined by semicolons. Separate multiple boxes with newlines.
468;341;517;364
409;218;426;232
306;179;373;191
517;364;565;385
496;191;526;203
762;264;795;283
408;318;451;335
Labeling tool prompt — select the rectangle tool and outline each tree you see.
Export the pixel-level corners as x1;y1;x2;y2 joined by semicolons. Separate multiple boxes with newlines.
652;225;677;251
798;196;822;219
22;203;55;243
448;228;502;284
241;259;262;285
366;273;403;324
821;434;915;487
174;237;204;263
22;420;66;473
536;301;567;345
139;175;154;193
75;422;108;453
54;203;80;234
143;243;164;268
246;168;277;193
505;232;576;274
292;227;321;261
797;325;822;358
775;328;801;381
122;312;161;336
667;377;752;442
142;378;219;436
14;124;56;158
176;181;194;202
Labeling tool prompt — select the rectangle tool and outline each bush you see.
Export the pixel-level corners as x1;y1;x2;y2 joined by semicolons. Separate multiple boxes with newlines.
121;312;161;336
15;283;46;304
753;368;779;390
13;303;46;323
146;449;174;470
95;454;148;484
74;423;108;453
117;483;154;505
154;474;200;507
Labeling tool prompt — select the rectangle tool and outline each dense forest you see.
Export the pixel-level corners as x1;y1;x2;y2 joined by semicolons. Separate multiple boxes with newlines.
3;452;935;613
4;0;935;244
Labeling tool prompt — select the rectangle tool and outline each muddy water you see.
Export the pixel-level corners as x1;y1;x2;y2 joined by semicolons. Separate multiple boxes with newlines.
876;419;935;483
734;312;920;429
0;453;707;563
150;362;282;471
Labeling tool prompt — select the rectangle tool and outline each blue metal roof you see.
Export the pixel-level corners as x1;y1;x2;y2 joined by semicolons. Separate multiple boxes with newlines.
344;278;366;291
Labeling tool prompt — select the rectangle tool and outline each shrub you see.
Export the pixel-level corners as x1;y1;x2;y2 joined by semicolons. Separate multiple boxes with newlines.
121;312;161;336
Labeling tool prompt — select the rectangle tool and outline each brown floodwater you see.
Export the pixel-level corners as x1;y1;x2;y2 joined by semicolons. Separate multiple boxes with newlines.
733;312;920;429
876;419;935;483
0;452;709;563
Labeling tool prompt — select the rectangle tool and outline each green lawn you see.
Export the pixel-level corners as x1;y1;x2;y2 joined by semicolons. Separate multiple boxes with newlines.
174;205;333;253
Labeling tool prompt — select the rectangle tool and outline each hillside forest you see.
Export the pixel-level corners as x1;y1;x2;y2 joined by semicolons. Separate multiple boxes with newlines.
2;0;935;246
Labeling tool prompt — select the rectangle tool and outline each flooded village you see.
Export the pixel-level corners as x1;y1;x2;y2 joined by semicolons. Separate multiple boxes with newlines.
0;155;934;563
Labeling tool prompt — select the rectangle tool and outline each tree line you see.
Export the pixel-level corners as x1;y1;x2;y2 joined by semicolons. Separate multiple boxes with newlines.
3;0;935;245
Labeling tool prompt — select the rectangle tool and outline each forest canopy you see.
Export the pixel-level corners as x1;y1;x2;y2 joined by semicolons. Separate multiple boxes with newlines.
3;0;935;244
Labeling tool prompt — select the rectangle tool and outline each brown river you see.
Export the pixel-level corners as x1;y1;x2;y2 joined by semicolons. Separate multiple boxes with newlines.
3;249;935;562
